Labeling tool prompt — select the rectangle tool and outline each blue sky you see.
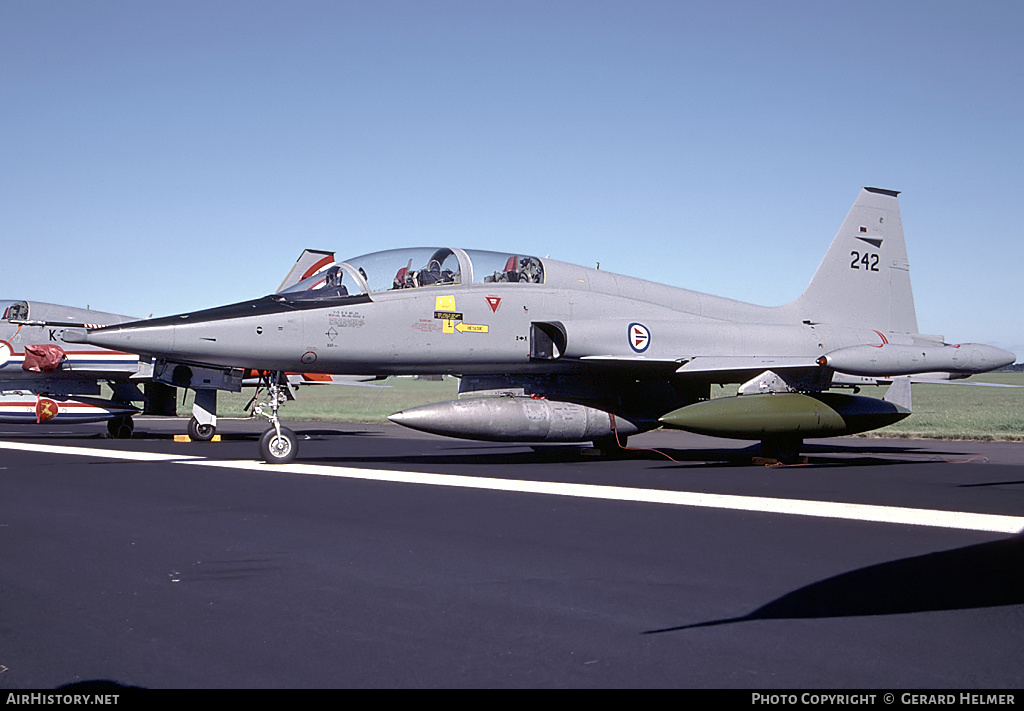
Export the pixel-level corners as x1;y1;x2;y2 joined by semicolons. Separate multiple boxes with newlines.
2;1;1021;359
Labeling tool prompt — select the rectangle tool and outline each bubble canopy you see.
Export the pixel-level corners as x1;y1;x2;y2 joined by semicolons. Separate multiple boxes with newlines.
280;248;544;299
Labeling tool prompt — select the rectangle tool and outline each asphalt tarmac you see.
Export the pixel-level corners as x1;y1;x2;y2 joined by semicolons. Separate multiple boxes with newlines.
1;418;1022;689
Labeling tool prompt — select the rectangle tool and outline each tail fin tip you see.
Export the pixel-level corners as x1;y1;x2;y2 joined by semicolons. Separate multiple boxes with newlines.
864;186;900;198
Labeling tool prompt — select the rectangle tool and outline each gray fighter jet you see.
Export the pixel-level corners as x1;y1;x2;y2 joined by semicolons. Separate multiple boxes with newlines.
65;188;1015;463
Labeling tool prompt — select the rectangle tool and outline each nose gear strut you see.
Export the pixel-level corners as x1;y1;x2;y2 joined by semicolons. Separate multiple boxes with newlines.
252;370;298;463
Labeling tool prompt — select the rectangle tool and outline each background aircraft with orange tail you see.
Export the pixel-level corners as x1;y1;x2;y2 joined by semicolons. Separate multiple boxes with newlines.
1;250;379;439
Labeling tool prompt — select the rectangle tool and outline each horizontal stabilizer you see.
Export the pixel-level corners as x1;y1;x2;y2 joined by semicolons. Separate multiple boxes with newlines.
911;379;1021;388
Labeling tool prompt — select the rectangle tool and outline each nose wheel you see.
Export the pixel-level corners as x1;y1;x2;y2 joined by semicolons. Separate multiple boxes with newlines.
259;426;297;464
253;370;298;463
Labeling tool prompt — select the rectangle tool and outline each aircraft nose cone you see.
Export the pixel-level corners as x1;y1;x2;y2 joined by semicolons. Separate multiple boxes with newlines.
61;328;88;343
64;322;179;358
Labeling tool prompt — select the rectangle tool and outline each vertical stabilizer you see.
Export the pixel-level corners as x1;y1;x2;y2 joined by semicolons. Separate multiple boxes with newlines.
790;188;918;334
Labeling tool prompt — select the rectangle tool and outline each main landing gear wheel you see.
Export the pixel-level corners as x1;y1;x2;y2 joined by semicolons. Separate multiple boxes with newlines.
760;436;804;464
107;416;134;440
260;427;297;464
187;416;216;442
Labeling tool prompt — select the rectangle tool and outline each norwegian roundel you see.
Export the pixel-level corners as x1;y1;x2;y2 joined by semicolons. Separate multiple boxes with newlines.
628;322;650;353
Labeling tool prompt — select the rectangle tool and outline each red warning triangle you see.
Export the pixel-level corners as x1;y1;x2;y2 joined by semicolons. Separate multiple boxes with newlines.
485;296;501;313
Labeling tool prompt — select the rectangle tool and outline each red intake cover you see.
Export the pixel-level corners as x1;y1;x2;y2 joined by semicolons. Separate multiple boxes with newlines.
22;344;66;372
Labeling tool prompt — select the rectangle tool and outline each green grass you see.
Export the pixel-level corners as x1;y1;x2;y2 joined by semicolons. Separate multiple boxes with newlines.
864;372;1024;441
155;372;1022;441
174;376;459;423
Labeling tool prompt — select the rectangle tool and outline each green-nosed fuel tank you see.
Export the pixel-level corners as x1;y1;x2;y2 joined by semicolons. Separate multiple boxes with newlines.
658;391;911;439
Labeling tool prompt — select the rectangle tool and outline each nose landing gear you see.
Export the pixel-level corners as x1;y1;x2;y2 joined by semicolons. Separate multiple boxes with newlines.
252;371;298;464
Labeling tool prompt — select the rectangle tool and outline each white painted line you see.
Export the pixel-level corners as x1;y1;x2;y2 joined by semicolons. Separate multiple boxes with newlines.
1;440;1021;534
0;440;203;462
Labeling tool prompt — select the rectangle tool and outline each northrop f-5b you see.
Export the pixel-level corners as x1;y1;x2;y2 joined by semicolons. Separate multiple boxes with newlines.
65;188;1015;463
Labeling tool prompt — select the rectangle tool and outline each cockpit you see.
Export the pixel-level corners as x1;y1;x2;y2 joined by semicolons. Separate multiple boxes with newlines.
2;301;28;321
278;248;544;302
